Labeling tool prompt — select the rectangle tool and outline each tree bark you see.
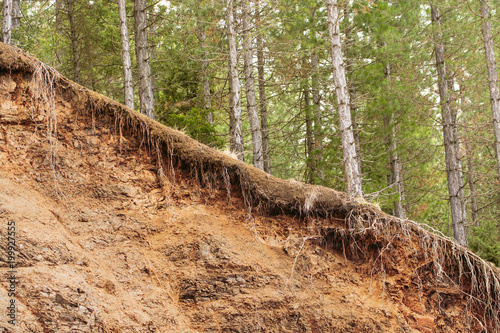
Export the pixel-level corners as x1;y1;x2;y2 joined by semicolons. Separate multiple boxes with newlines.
256;0;270;173
384;114;406;219
304;87;315;184
134;0;155;119
11;0;19;29
226;0;244;161
458;83;479;227
54;0;63;66
242;0;263;170
343;3;361;180
198;29;213;125
118;0;134;110
431;5;468;247
384;61;406;219
465;141;479;227
10;0;19;45
311;51;324;181
480;0;500;185
1;0;12;45
66;0;81;83
326;0;363;198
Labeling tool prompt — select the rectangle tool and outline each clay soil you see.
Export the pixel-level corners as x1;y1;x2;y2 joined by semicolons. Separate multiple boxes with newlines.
0;48;494;332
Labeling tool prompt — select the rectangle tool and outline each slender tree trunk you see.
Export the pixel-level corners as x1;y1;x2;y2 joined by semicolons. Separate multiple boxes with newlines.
1;0;12;44
55;0;63;66
384;114;406;219
465;141;479;227
389;127;406;218
11;0;19;30
55;0;63;35
343;3;361;180
228;73;236;148
118;0;134;110
304;87;315;184
134;0;155;119
226;0;244;160
350;88;361;178
480;0;500;184
10;0;19;45
326;0;363;198
311;51;324;181
431;5;467;247
384;62;406;218
198;29;213;125
242;0;263;170
66;0;81;83
1;0;18;45
459;83;479;227
256;0;270;173
394;152;406;218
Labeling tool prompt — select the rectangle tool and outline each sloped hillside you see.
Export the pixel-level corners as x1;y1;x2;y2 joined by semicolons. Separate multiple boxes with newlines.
0;43;499;332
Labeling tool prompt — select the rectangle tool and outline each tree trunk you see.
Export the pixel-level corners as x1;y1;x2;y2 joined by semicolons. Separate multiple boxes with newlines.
11;0;19;29
384;114;406;219
343;3;361;180
311;51;324;181
326;0;363;198
459;82;479;227
304;87;315;184
55;0;63;66
66;0;81;83
10;0;19;45
465;141;479;227
384;62;406;219
134;0;155;119
256;0;270;173
195;23;213;125
242;0;263;170
480;0;500;184
431;5;468;247
198;29;213;125
228;73;236;149
1;0;12;45
226;0;244;161
118;0;134;110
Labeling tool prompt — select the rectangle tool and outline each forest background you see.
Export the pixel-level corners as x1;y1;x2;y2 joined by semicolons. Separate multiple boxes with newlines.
2;0;500;264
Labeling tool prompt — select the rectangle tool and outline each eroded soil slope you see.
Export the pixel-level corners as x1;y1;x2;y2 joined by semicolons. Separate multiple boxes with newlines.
0;71;482;332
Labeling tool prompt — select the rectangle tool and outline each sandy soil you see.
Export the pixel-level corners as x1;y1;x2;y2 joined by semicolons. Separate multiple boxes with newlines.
0;62;488;332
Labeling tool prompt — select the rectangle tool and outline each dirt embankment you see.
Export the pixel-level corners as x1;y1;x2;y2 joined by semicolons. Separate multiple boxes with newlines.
0;43;498;332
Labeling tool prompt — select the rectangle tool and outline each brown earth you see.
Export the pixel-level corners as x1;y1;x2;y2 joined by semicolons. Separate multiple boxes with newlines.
0;43;499;332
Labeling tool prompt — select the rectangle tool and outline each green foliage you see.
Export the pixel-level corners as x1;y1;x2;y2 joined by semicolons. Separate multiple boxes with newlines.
470;222;500;266
158;106;224;149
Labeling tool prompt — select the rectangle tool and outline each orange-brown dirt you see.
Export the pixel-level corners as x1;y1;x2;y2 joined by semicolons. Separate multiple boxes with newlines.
0;43;498;332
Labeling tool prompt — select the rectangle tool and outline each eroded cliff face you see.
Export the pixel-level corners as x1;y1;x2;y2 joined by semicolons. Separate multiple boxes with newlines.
0;66;489;332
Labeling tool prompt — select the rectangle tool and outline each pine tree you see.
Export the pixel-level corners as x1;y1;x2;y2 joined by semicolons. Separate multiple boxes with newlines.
66;0;81;83
118;0;134;110
480;0;500;185
197;27;213;125
135;0;155;119
431;4;467;247
242;0;263;170
2;0;12;44
326;0;363;198
226;0;244;160
255;0;270;173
